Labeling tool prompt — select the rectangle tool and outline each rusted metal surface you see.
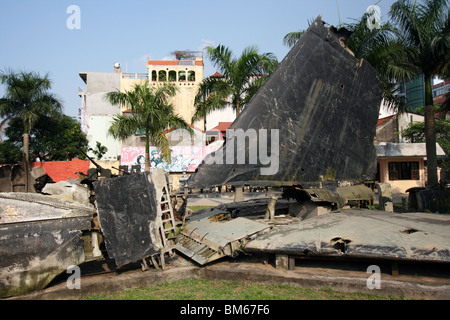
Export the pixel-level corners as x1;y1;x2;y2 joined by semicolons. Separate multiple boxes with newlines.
243;209;450;263
188;16;382;189
0;192;94;298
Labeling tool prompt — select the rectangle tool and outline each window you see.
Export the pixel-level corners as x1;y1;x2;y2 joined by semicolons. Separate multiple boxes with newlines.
388;162;419;180
188;70;195;81
158;70;167;81
151;71;157;81
178;70;186;81
433;86;445;97
168;70;176;82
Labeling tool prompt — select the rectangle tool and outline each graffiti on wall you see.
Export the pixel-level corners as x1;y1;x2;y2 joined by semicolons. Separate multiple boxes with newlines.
121;143;222;173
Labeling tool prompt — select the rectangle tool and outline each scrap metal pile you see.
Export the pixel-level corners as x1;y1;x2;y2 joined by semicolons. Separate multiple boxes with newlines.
1;16;449;299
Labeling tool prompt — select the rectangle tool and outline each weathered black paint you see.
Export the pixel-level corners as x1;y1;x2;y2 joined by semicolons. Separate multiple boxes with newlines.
94;172;161;268
0;198;91;298
188;16;382;188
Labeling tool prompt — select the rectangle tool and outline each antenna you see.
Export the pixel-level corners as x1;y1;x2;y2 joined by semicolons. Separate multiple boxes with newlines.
336;0;342;27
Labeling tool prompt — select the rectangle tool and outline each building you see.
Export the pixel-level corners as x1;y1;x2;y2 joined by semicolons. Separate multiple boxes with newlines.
375;142;446;198
78;53;205;163
398;75;425;112
146;54;205;130
375;111;447;199
205;121;232;144
78;64;123;161
432;78;450;106
375;112;425;144
432;78;450;120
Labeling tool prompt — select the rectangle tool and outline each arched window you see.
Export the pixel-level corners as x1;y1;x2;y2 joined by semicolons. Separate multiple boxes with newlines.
168;70;176;82
158;70;167;81
151;70;157;81
178;70;186;81
188;70;195;81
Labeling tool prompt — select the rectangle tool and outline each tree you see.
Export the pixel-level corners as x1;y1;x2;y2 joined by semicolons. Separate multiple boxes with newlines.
4;114;89;161
283;1;450;185
283;15;408;109
344;14;414;110
0;70;63;161
89;141;108;160
0;140;21;164
387;0;450;186
401;117;450;171
105;81;193;171
192;45;278;122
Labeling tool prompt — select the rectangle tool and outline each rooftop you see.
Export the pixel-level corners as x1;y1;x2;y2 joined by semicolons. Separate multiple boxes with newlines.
147;58;203;67
376;142;446;158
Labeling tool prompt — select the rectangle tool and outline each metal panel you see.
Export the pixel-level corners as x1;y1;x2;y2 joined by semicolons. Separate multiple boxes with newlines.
94;172;162;268
244;210;450;262
176;209;270;265
0;193;92;298
188;16;382;189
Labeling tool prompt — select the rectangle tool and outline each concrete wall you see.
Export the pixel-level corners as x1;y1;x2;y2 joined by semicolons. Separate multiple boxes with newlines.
205;106;236;131
397;113;424;142
80;71;122;161
89;160;121;175
86;116;121;161
85;72;121;97
165;128;205;147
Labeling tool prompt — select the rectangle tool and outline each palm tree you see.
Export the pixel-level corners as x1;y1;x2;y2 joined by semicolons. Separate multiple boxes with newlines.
0;70;62;161
283;15;408;109
105;81;193;172
344;14;414;110
387;0;450;186
283;0;450;186
192;45;278;123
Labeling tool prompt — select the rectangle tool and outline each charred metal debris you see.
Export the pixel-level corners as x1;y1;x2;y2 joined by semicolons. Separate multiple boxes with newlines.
1;16;449;299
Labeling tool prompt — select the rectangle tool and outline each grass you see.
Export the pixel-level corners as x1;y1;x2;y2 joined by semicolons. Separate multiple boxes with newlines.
82;278;404;300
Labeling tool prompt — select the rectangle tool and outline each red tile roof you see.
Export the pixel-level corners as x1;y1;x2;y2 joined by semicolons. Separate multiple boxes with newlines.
377;114;396;127
210;72;224;78
147;60;179;66
209;122;232;132
147;59;204;67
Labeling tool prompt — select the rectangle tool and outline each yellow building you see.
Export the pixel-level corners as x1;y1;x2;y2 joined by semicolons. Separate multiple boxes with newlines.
79;55;207;184
148;56;204;129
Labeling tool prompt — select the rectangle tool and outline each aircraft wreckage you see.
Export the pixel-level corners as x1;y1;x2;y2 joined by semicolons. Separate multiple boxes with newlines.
1;16;449;298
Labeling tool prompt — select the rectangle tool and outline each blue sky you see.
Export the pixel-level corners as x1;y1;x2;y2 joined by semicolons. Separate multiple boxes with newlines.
0;0;396;118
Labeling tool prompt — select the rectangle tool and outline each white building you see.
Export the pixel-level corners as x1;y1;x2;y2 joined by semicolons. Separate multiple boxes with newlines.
78;64;122;161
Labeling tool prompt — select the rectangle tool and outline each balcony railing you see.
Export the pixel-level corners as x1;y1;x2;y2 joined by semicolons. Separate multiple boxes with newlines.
122;73;149;79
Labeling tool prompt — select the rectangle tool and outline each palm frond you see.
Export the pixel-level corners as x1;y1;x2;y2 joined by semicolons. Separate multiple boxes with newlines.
108;114;140;140
283;31;304;48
